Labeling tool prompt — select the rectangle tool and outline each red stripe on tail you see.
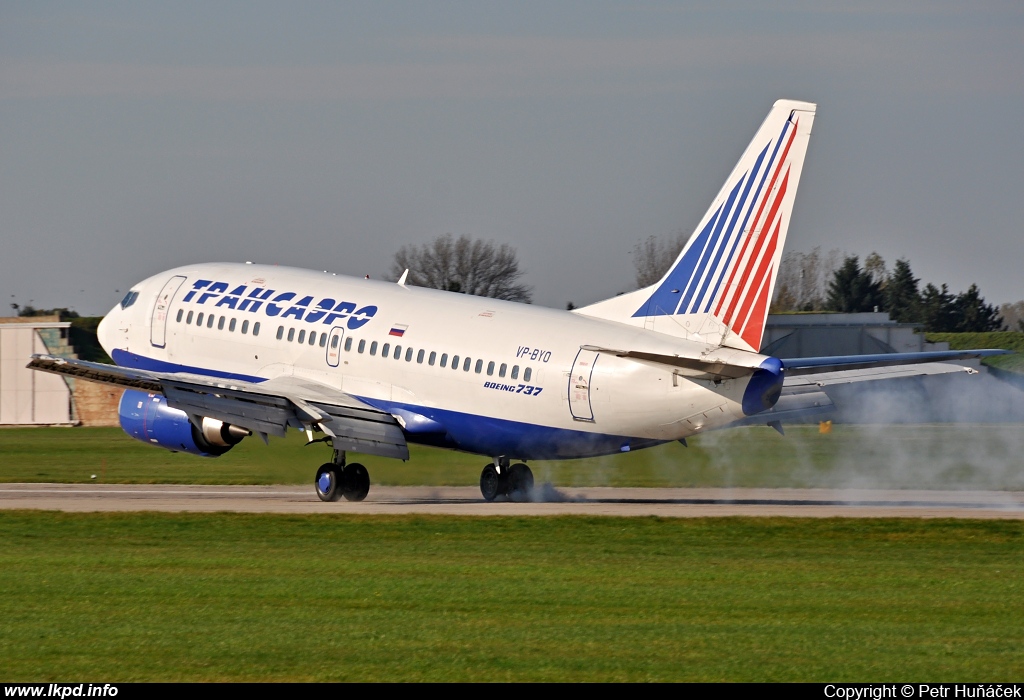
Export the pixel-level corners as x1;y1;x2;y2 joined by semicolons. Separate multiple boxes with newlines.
733;215;783;343
713;121;797;319
723;168;790;327
740;267;773;350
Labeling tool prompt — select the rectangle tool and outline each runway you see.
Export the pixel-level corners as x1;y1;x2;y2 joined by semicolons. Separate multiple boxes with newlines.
1;483;1023;518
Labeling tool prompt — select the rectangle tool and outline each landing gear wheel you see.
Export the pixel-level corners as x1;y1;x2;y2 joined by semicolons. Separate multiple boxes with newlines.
509;463;534;501
315;463;343;502
480;463;501;501
343;463;370;502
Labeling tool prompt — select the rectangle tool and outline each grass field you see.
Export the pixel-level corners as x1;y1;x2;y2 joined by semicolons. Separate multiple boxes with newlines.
0;511;1019;679
1;511;1021;681
4;427;1023;681
2;423;1024;490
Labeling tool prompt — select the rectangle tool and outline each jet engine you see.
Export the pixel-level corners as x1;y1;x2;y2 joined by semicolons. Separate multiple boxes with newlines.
118;389;250;456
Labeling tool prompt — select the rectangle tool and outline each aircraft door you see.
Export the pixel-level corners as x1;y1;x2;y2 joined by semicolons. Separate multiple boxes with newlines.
568;348;599;421
150;275;187;348
325;326;345;368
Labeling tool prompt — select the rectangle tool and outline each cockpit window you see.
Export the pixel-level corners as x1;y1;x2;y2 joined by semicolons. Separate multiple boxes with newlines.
120;290;140;309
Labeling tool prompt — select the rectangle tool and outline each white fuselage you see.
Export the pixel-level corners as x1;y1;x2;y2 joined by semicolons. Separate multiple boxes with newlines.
98;263;768;460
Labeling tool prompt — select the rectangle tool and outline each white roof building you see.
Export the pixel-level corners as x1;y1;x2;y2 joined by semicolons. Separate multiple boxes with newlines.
0;317;74;425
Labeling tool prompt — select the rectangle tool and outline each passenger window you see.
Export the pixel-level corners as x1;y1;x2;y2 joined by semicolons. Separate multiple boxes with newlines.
428;351;436;366
370;341;378;356
197;312;205;327
511;365;519;380
452;355;459;370
394;345;402;360
276;326;284;340
440;353;447;368
207;315;215;328
308;331;316;346
406;348;413;362
475;359;483;374
332;335;340;349
499;363;507;378
463;357;471;372
253;322;260;337
486;361;494;376
416;349;425;363
344;337;352;351
287;328;295;342
176;309;183;323
218;316;225;330
358;339;366;353
229;318;236;332
297;330;305;344
524;367;533;382
319;333;327;347
186;311;194;324
241;320;249;334
382;343;390;358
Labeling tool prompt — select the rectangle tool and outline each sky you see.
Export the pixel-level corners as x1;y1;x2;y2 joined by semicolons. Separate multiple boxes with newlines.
2;1;1023;316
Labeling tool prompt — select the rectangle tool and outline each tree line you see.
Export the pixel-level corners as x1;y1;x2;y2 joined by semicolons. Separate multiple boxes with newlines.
772;248;1007;333
630;234;1016;333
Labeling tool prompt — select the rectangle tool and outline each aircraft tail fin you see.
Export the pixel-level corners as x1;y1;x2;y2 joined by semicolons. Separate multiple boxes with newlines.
577;99;816;352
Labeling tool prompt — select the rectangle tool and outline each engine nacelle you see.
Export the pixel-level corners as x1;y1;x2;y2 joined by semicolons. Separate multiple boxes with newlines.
119;389;249;457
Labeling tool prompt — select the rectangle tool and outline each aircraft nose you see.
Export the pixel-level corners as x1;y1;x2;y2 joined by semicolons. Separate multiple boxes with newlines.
96;307;122;357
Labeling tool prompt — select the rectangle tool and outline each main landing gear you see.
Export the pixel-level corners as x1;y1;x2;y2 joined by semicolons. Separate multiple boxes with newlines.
315;446;370;502
480;457;534;502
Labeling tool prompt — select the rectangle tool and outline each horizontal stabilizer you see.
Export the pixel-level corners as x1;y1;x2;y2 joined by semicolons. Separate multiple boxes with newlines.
783;349;1009;376
579;344;756;380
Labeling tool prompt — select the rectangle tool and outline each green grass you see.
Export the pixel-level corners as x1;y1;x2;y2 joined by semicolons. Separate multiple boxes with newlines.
0;512;1021;681
926;331;1024;373
4;423;1024;489
0;511;1019;679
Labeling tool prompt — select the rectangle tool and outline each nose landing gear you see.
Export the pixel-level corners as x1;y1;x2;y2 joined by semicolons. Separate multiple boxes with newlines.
313;443;370;502
480;457;533;502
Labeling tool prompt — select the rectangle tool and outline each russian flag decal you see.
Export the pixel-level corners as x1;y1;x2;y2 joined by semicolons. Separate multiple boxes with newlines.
389;324;408;337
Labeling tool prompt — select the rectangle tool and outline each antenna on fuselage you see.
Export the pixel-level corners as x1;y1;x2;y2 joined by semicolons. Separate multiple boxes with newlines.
397;269;409;287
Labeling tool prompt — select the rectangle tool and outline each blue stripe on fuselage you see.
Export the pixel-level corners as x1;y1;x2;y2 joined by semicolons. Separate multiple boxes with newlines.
111;349;664;460
111;348;267;383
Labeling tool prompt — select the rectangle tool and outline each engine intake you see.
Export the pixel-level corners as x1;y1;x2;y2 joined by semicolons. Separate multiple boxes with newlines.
119;389;250;457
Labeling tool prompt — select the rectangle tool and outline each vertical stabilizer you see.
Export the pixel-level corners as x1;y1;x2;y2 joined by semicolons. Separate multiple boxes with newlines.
577;100;816;352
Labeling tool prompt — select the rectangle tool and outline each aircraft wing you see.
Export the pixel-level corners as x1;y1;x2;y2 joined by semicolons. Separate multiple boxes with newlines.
27;354;409;460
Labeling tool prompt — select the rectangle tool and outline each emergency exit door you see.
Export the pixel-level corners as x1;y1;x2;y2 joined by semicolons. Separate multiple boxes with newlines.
150;275;187;348
568;348;599;421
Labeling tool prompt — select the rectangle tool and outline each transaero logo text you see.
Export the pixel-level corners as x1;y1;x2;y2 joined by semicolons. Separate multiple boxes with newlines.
182;280;377;330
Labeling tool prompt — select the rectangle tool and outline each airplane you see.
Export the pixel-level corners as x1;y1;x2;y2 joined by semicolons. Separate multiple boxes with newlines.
29;99;1008;502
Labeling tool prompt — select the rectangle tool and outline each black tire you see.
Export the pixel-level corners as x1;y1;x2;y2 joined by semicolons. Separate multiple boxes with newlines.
343;463;370;502
509;463;534;501
315;463;343;502
480;463;501;501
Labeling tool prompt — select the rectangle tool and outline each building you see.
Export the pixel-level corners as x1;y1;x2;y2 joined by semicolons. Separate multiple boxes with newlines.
0;316;75;424
761;312;948;358
0;316;121;426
